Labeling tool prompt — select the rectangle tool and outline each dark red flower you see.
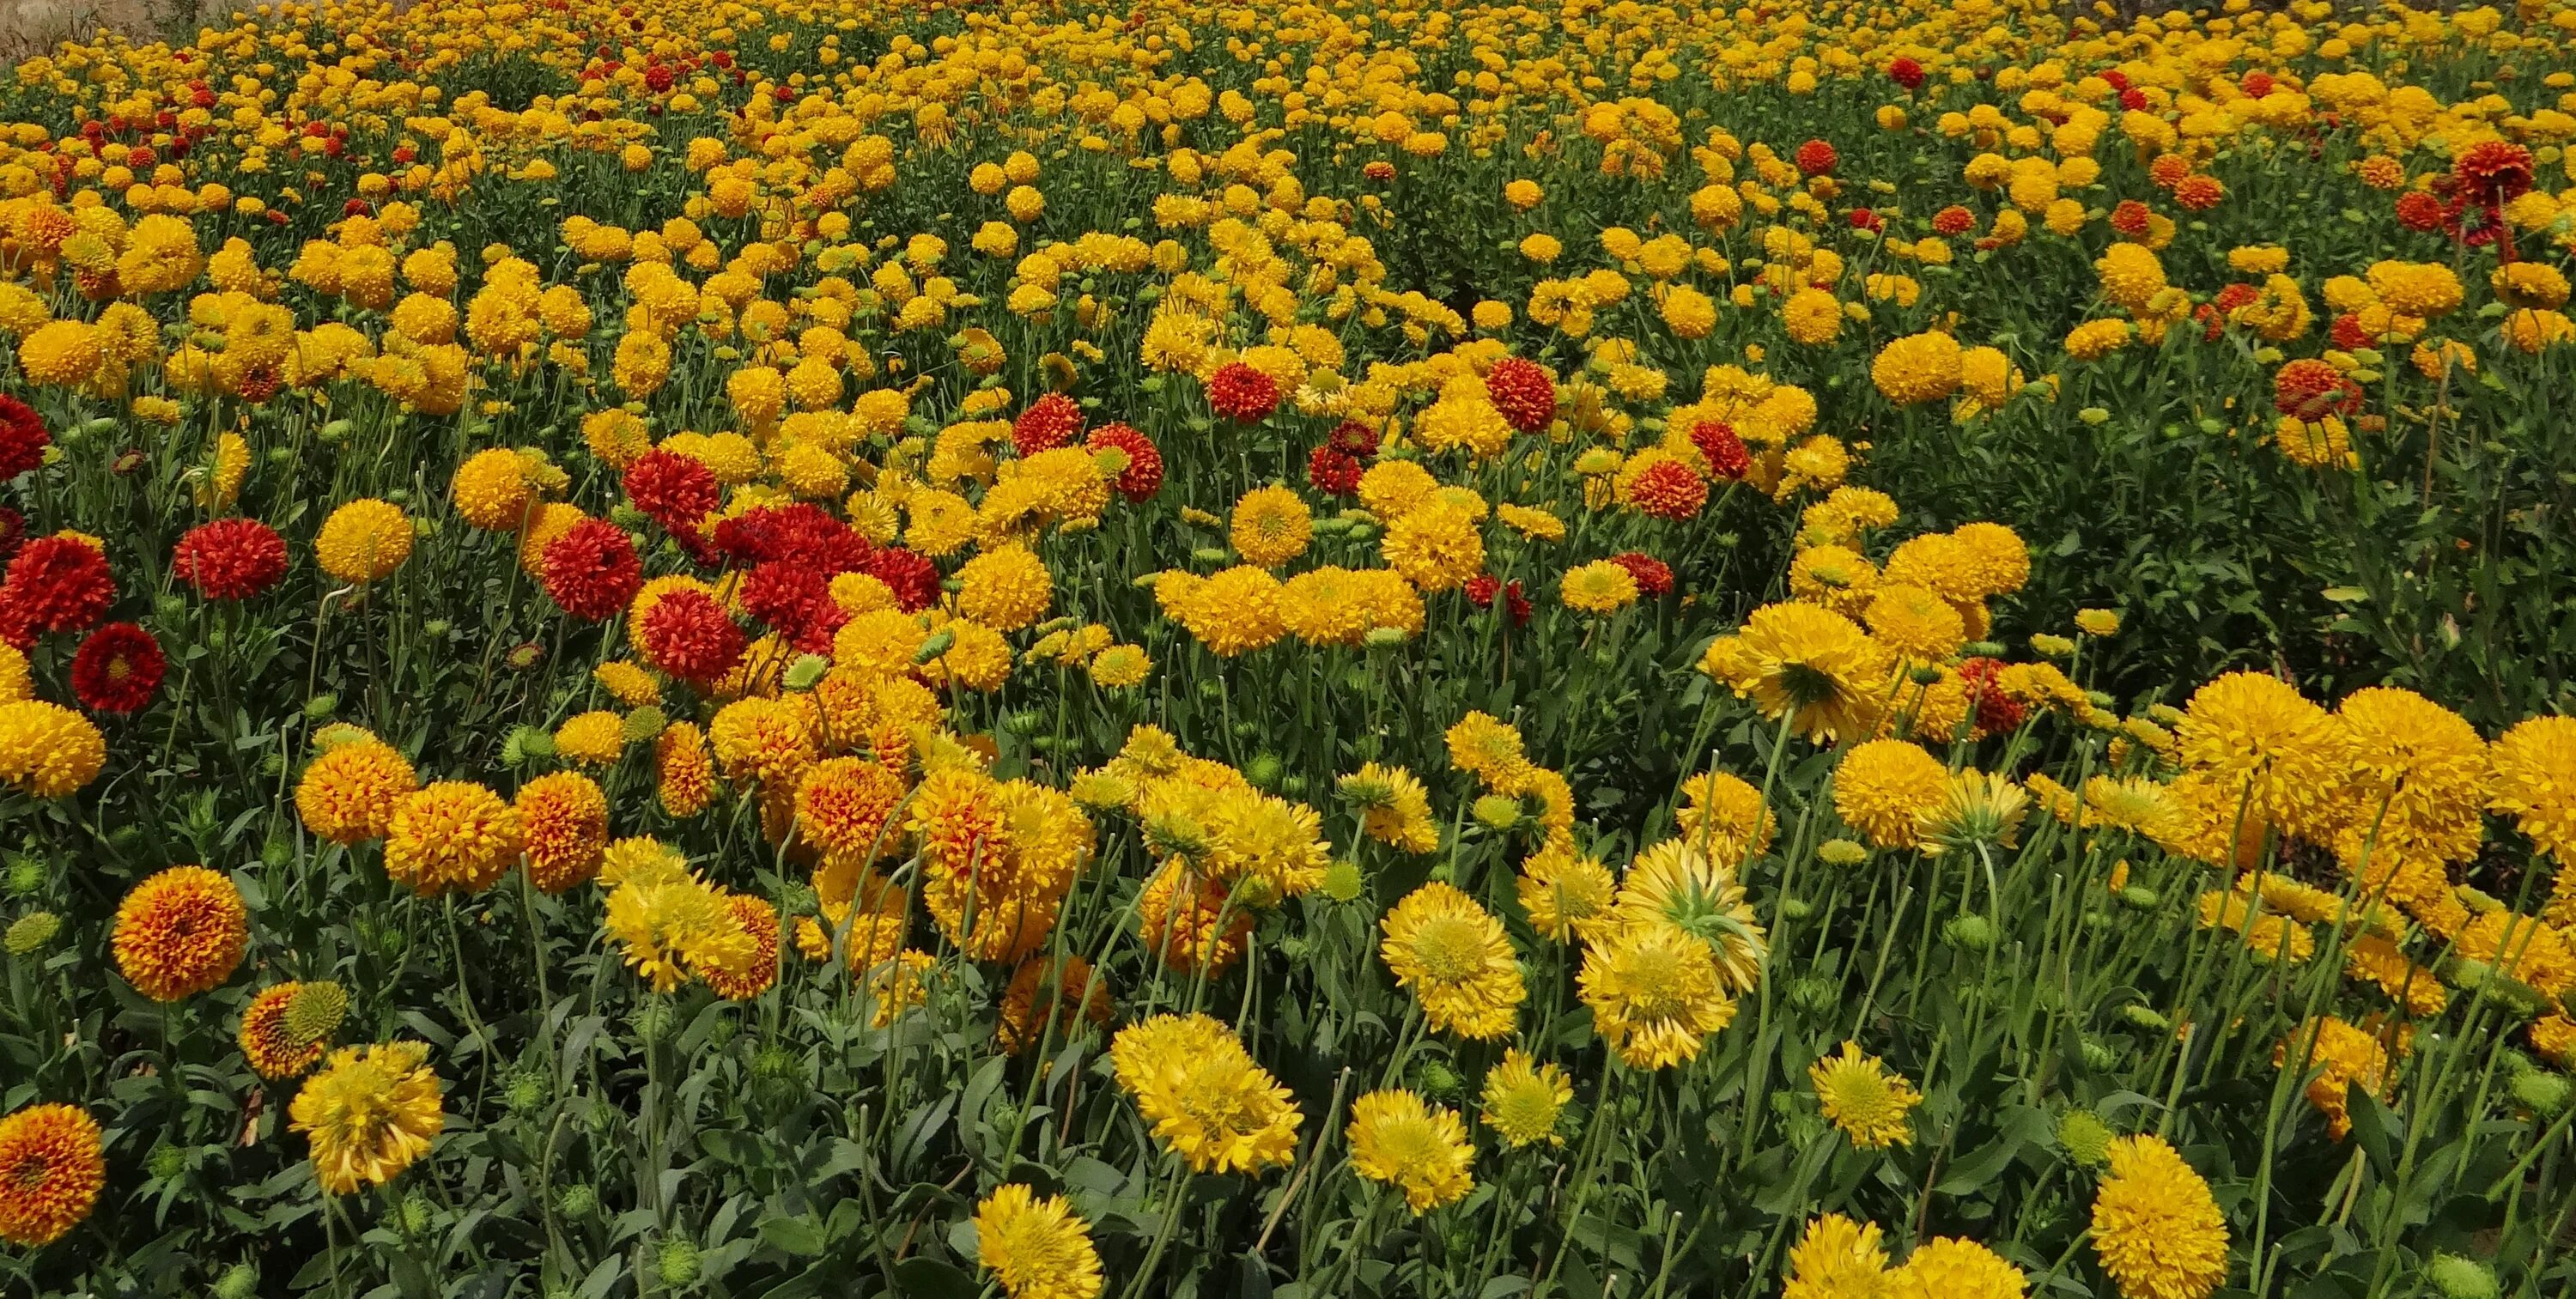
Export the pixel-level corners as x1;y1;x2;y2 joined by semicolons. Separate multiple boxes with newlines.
2;536;114;634
70;621;163;713
644;64;676;93
1957;657;2027;738
740;560;843;652
710;502;866;574
2274;359;2362;419
1887;57;1924;91
1084;422;1163;501
1327;419;1381;458
1502;580;1531;626
638;588;745;684
541;519;644;621
1793;139;1838;177
2452;140;2533;208
1688;420;1750;482
1848;207;1883;232
2393;190;2453;234
1308;446;1364;496
1206;362;1279;422
1607;552;1674;598
172;518;288;600
2119;87;2148;112
0;395;48;481
342;197;373;217
861;547;942;612
2239;71;2275;98
623;447;721;535
1012;392;1085;458
1484;357;1556;434
0;507;22;565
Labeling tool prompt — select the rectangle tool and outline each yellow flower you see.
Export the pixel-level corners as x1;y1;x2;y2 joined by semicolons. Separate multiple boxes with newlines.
1784;1214;1888;1299
316;498;415;584
1698;603;1893;744
1559;560;1639;614
1230;484;1313;568
1346;1090;1474;1212
973;1185;1104;1299
1109;1012;1302;1175
289;1041;444;1194
1380;882;1524;1040
1579;922;1737;1070
2092;1133;2230;1299
0;700;108;798
1479;1049;1571;1149
1809;1041;1923;1149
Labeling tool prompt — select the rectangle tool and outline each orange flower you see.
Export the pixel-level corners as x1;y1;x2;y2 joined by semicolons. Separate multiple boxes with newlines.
112;865;248;1001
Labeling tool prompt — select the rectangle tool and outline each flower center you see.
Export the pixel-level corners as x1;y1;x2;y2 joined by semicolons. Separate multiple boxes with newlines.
1410;916;1486;983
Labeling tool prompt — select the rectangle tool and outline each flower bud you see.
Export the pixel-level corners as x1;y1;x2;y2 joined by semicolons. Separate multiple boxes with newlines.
656;1237;702;1289
2427;1255;2499;1299
215;1265;259;1299
2056;1108;2113;1165
556;1184;598;1220
6;911;63;956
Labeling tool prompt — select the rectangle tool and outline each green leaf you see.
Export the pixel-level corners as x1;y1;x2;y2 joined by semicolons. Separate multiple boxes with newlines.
760;1215;827;1257
890;1257;980;1299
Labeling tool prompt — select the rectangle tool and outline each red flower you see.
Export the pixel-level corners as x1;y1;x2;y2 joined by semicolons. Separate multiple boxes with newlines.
2393;191;2453;233
1084;422;1164;501
1607;552;1674;598
1308;446;1364;496
1930;204;1976;237
1793;139;1838;177
1363;160;1395;181
2194;304;2224;343
0;507;22;565
861;547;942;612
1327;419;1381;458
1957;657;2027;738
2452;140;2534;208
2;537;114;634
2211;282;2262;316
1848;208;1883;232
342;197;373;217
623;448;721;535
644;64;676;93
1206;362;1279;422
740;560;842;652
0;395;49;481
1012;392;1084;458
1484;358;1556;434
1688;420;1751;482
2240;71;2275;98
638;588;745;684
172;518;288;600
70;621;163;713
1463;574;1532;627
710;502;866;574
2119;88;2148;111
2274;359;2361;419
1887;58;1924;91
2329;312;2376;351
2108;200;2153;238
2172;175;2223;211
541;519;643;621
1627;461;1708;520
2147;154;2191;190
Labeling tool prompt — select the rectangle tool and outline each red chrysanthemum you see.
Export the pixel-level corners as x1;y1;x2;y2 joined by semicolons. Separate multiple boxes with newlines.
1688;420;1751;482
1848;208;1883;232
2329;312;2376;351
1607;551;1674;598
860;546;942;612
2172;175;2224;211
622;447;721;535
2452;140;2534;208
1887;57;1924;90
2118;87;2148;111
2195;304;2225;343
1084;422;1163;501
1628;461;1708;520
1462;575;1532;627
1957;657;2028;737
2108;199;2154;238
1327;419;1381;458
0;395;48;481
1308;446;1364;496
1206;362;1279;422
2393;191;2453;233
1931;205;1976;236
740;559;843;653
2273;359;2361;418
2;537;114;634
1793;139;1838;177
638;588;745;684
70;621;162;713
1012;392;1084;458
710;502;867;574
541;519;644;621
2239;71;2275;98
0;508;22;566
2211;282;2262;316
1484;357;1557;434
171;518;288;600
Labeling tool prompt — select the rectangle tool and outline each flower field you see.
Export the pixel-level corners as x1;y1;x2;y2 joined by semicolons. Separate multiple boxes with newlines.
5;0;2576;1294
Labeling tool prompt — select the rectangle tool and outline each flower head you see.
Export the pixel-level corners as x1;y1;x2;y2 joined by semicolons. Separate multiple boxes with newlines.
1347;1090;1475;1212
290;1041;445;1194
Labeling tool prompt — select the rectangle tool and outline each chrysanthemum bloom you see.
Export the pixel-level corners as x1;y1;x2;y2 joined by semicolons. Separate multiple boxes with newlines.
1206;361;1279;421
1560;560;1640;614
1886;1237;2026;1299
2490;714;2576;882
541;520;643;622
607;877;758;992
552;711;626;767
2172;672;2349;841
702;894;780;1001
1516;847;1618;944
1579;923;1737;1069
2451;139;2534;207
238;980;347;1081
3;536;114;634
1347;1090;1475;1212
1380;882;1524;1040
1229;485;1313;569
1088;644;1151;689
1625;457;1709;520
1176;565;1285;656
1783;1213;1888;1299
295;739;416;844
1698;604;1893;743
2329;686;2486;865
518;772;609;892
1110;1012;1303;1175
1381;503;1485;593
0;396;49;482
0;698;103;798
0;643;25;704
1010;392;1084;458
109;865;248;1001
172;518;289;600
0;1103;105;1246
385;782;524;895
2092;1133;2229;1299
1480;1049;1571;1149
1809;1041;1923;1149
956;543;1054;630
449;447;534;531
621;446;721;535
16;319;103;386
711;697;818;789
797;757;907;862
656;722;715;817
2275;1016;2393;1140
1484;357;1556;434
974;1183;1104;1299
1615;840;1768;992
1871;331;1964;405
639;589;746;685
1137;859;1256;975
312;499;412;584
1341;762;1440;854
290;1041;444;1194
70;621;163;714
1794;138;1838;175
996;955;1110;1054
1082;422;1163;501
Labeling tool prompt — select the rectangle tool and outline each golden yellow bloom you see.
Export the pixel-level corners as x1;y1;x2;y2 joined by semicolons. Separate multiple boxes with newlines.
1380;882;1524;1040
290;1041;444;1194
1109;1012;1302;1175
1346;1090;1474;1212
1809;1041;1923;1149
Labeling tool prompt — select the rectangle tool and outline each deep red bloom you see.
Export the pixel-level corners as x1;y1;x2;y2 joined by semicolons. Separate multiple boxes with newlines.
2274;359;2361;419
541;519;644;621
1467;575;1531;625
2108;200;2153;237
740;560;843;652
0;507;22;565
2239;71;2275;98
2;537;114;634
1484;357;1557;434
0;395;48;481
342;197;373;217
1206;362;1279;422
1327;419;1381;458
1887;57;1924;91
172;518;288;600
860;547;942;612
1688;420;1751;482
70;621;163;713
1957;657;2027;737
2452;140;2534;208
1793;139;1838;177
2329;312;2376;351
1930;204;1976;236
1012;392;1084;458
1308;446;1364;496
2118;88;2148;111
623;448;722;535
1084;422;1163;501
1848;207;1883;232
1502;580;1530;626
710;502;866;574
2393;191;2452;233
639;588;745;683
644;64;676;93
1607;552;1674;598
